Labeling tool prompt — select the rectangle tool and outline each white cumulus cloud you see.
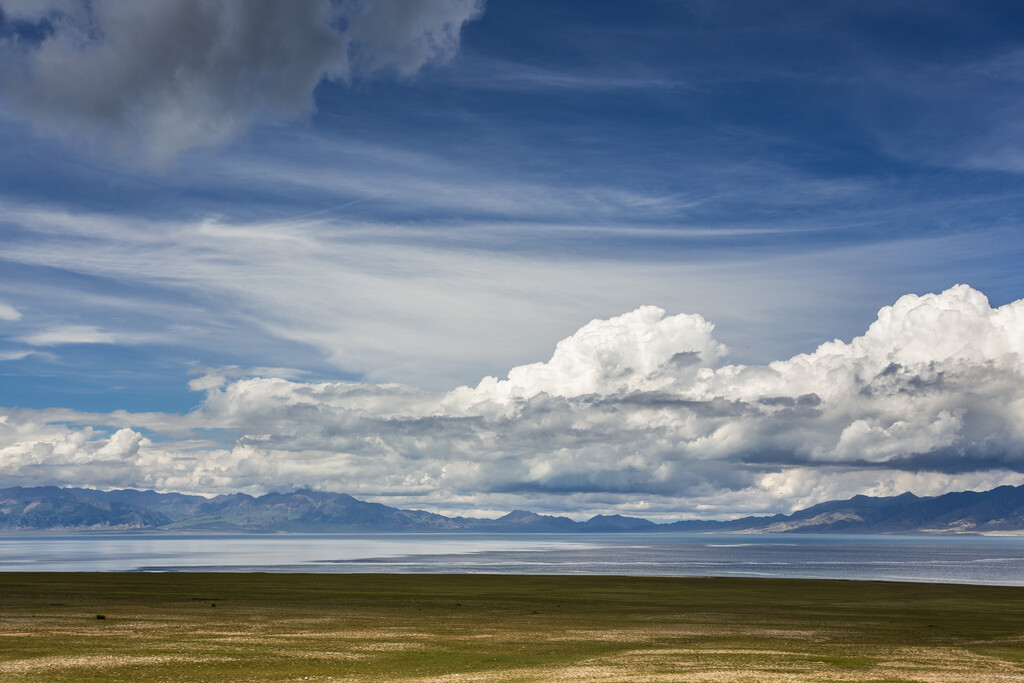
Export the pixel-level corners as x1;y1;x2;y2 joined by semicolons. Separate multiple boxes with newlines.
445;306;726;412
2;285;1023;518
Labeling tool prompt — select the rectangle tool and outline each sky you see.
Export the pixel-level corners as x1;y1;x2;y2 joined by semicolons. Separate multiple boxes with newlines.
1;0;1024;520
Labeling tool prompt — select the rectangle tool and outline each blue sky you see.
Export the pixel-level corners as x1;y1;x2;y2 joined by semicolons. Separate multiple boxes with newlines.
1;0;1024;517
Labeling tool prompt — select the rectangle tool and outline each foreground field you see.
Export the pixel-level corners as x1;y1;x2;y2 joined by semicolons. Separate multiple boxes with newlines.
1;573;1023;682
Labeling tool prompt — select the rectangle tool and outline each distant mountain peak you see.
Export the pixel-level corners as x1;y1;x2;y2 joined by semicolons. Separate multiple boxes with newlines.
498;509;544;522
1;484;1023;534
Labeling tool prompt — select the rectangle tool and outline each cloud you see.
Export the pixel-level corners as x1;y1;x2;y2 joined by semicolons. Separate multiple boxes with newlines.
444;306;726;411
0;300;20;321
18;325;118;346
0;418;152;489
0;0;482;162
1;285;1023;518
444;56;684;92
6;199;1001;392
342;0;483;78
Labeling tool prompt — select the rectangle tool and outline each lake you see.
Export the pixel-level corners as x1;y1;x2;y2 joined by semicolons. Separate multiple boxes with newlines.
3;532;1024;585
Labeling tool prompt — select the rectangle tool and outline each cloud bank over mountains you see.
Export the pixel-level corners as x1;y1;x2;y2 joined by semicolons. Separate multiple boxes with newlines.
0;0;482;161
2;285;1022;518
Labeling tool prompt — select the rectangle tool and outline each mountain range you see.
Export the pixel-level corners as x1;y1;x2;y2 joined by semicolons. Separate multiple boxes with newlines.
2;484;1024;534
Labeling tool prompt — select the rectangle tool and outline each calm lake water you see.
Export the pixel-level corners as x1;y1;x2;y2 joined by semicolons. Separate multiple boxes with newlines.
2;532;1024;586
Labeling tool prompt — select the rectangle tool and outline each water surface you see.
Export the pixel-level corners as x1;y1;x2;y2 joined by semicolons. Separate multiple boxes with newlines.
3;532;1024;585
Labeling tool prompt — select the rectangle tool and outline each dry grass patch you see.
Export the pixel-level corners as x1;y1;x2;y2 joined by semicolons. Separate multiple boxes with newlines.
1;573;1023;681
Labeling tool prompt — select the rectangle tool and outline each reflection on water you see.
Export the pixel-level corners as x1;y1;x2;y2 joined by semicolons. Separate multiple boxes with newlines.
2;532;1024;586
0;534;588;572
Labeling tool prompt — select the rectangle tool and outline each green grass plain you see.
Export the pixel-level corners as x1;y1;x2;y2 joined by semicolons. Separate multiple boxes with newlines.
1;573;1023;681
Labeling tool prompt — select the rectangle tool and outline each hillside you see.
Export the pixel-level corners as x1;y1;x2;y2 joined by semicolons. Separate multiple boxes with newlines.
2;484;1024;534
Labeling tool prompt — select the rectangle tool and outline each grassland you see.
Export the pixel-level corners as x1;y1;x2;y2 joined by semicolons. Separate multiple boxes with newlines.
1;573;1023;681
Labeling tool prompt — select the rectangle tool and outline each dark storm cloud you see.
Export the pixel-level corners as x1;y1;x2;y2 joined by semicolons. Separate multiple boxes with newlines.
0;0;482;162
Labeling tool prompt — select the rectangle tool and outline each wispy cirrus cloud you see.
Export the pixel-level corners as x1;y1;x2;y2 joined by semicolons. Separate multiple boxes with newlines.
15;324;163;347
444;56;684;92
2;198;1007;390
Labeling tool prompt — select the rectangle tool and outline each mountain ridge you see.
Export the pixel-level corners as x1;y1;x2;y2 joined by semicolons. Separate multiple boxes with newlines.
2;484;1024;534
